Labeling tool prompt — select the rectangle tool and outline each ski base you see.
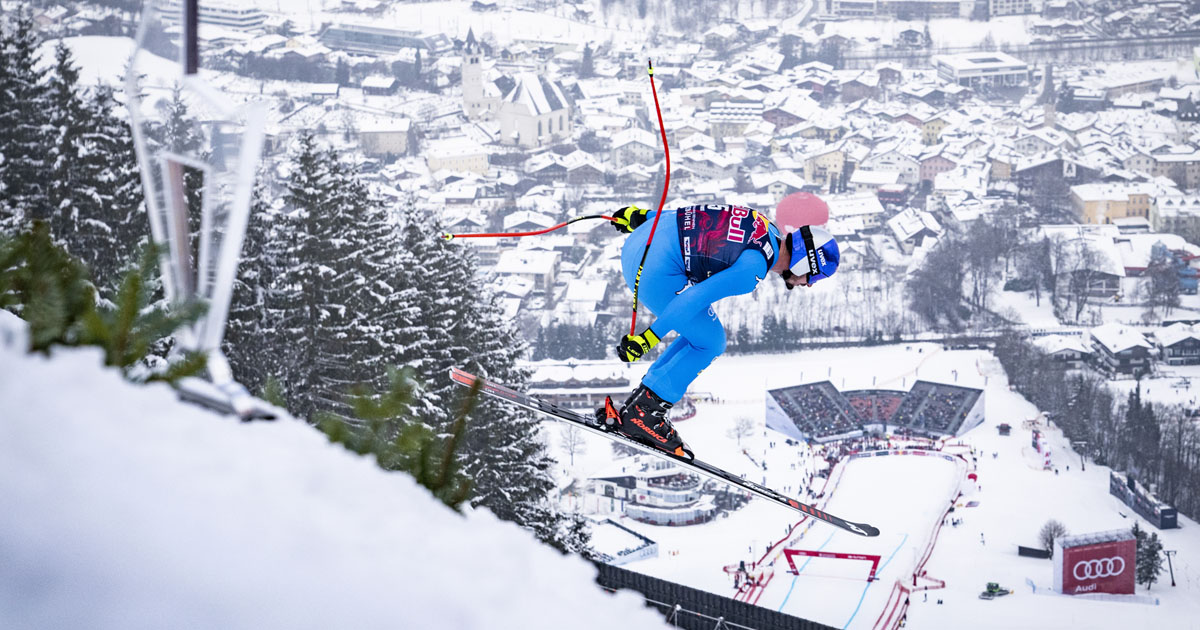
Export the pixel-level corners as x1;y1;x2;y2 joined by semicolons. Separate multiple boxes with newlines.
450;368;879;538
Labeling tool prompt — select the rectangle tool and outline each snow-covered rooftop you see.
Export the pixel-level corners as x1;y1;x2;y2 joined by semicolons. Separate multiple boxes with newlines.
827;192;885;219
494;249;559;275
888;208;942;242
1156;323;1200;348
503;72;568;115
1034;334;1092;356
1090;322;1152;354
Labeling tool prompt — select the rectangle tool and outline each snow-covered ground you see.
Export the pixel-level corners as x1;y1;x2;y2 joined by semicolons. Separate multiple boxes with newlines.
546;344;1200;630
821;15;1038;49
0;314;669;630
764;454;963;629
235;0;650;48
248;0;806;46
36;36;175;88
994;285;1200;331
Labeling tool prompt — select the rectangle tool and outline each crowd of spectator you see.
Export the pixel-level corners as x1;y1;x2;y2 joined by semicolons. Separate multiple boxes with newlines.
771;381;859;439
889;387;927;428
773;381;981;441
915;385;979;433
845;392;904;423
890;382;980;435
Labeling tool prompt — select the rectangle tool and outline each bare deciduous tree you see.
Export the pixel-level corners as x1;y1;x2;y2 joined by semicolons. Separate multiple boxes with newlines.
561;425;586;466
1140;244;1181;322
729;417;755;446
1040;519;1069;556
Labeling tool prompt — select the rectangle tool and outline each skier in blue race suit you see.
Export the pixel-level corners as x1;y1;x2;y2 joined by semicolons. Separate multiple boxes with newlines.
598;197;840;460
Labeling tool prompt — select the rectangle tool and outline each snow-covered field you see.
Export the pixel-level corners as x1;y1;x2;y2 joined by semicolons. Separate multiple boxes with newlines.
249;0;806;46
0;312;669;630
546;344;1200;630
237;0;646;48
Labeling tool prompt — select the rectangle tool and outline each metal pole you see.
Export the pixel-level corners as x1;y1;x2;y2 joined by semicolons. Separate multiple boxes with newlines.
1165;550;1177;587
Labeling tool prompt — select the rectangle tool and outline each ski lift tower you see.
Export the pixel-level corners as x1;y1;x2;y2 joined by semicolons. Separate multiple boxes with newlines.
125;0;273;419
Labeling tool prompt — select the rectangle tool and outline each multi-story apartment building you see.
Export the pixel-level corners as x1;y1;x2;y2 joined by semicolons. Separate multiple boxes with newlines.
162;0;266;30
1090;323;1152;377
989;0;1043;16
1070;183;1155;224
1150;193;1200;238
1157;324;1200;366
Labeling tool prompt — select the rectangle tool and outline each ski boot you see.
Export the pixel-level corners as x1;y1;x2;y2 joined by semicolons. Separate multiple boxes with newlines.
596;384;693;460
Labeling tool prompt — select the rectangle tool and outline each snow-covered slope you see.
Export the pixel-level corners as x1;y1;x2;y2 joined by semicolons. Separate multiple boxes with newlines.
0;318;667;630
548;345;1200;630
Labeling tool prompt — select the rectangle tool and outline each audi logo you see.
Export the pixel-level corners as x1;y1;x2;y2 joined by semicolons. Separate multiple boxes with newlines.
1073;557;1126;580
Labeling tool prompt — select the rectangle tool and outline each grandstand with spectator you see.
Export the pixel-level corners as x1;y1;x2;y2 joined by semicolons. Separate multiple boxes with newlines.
890;381;985;437
766;380;983;443
844;390;906;424
765;381;862;443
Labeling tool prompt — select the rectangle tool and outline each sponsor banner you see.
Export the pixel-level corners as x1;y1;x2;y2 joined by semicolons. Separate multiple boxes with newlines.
1055;539;1135;595
851;450;956;463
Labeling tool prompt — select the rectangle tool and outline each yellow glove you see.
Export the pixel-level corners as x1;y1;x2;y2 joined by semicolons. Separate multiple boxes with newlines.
612;205;650;234
617;329;660;362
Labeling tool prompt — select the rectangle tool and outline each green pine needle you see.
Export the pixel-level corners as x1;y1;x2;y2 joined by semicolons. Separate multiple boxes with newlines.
313;367;477;511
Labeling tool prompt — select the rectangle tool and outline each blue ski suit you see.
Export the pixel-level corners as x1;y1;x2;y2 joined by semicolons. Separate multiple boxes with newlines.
621;204;782;403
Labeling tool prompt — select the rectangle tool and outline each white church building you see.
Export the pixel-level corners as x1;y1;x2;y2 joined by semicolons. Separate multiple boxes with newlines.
461;29;572;149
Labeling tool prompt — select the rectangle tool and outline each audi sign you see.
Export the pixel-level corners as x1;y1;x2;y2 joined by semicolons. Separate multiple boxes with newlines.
1053;532;1136;595
1073;557;1125;581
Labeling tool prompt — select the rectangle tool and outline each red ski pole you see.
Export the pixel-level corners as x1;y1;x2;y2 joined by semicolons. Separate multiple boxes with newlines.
441;214;615;240
629;59;671;335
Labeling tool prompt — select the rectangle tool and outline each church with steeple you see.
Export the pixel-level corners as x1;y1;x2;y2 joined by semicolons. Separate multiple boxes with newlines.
460;28;572;148
461;28;504;120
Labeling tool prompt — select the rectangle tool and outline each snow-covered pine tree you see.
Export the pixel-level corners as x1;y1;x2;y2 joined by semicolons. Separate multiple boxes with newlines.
271;132;341;419
389;213;465;416
223;176;279;393
80;84;146;294
0;12;52;232
324;159;396;398
271;132;388;420
394;206;585;552
377;220;438;414
40;43;144;296
45;42;92;246
1134;524;1164;590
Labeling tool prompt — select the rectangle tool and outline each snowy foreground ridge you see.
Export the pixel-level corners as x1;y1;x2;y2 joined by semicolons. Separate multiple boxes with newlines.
0;338;666;628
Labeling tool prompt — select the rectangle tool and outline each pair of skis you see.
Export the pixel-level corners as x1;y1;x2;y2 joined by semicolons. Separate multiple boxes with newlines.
450;368;878;537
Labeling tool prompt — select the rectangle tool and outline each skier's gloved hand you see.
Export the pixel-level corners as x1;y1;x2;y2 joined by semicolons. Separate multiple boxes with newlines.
611;205;650;234
617;328;660;362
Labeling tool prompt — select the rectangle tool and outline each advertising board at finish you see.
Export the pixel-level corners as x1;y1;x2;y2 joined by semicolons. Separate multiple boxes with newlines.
1053;538;1136;595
